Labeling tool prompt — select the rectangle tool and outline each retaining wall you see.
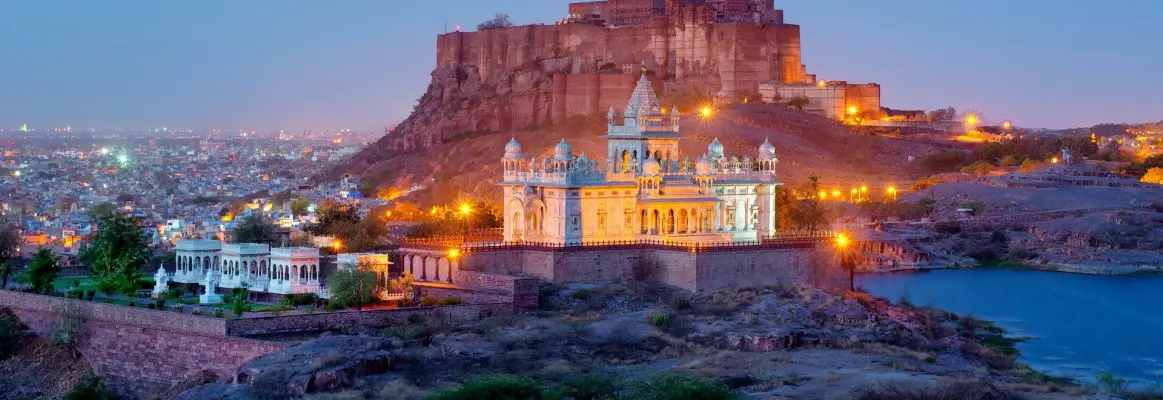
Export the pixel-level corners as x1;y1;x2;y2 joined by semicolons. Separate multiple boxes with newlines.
223;303;513;337
462;245;846;291
0;291;284;399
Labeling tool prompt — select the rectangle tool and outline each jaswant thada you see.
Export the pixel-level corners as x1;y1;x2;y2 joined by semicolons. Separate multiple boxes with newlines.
500;72;781;244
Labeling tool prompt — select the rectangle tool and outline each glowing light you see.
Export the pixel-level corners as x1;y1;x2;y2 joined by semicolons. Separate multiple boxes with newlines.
847;105;858;115
1051;157;1059;164
11;170;19;177
818;190;827;199
221;214;234;222
887;185;896;195
448;248;461;259
100;147;109;155
965;114;979;126
817;80;826;88
700;107;713;118
117;154;129;164
831;189;841;198
1002;121;1012;130
860;185;868;193
835;233;849;248
459;203;472;216
331;239;342;251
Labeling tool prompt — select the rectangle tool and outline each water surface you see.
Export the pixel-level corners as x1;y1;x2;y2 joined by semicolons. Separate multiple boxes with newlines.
858;269;1163;384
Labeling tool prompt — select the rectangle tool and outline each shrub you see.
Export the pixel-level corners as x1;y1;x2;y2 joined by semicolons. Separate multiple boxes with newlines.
670;297;692;311
571;288;591;300
934;219;961;235
155;299;165;309
628;374;738;400
919;150;968;174
439;296;462;306
562;374;617;400
63;374;114;400
1018;159;1040;173
213;307;225;318
1095;371;1127;394
428;375;548;400
650;313;671;328
961;201;987;216
85;291;95;301
407;314;425;324
147;304;155;310
419;296;439;307
127;300;136;307
280;293;317;307
852;380;1012;400
0;311;28;360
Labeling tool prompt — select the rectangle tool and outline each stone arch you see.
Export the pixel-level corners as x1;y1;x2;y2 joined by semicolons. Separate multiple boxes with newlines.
678;209;689;233
311;264;318;281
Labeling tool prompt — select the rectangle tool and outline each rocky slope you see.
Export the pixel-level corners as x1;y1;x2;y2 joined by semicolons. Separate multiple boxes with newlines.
339;103;954;206
175;283;1092;399
0;309;94;400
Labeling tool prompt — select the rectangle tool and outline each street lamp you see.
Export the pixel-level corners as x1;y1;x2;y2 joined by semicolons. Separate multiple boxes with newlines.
886;185;897;201
835;232;855;291
331;239;342;253
458;203;473;243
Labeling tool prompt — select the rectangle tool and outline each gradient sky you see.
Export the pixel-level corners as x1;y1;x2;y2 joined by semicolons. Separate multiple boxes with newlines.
1;0;1160;131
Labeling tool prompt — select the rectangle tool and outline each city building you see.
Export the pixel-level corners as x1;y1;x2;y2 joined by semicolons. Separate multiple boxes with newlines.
499;73;781;244
758;80;882;120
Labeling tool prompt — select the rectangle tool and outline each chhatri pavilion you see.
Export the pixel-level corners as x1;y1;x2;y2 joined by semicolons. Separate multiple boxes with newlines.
500;73;782;245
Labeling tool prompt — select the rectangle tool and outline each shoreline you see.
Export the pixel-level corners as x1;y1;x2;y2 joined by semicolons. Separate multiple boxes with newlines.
860;262;1163;276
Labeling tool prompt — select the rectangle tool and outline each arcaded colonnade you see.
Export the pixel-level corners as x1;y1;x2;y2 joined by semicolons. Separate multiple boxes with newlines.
396;249;460;284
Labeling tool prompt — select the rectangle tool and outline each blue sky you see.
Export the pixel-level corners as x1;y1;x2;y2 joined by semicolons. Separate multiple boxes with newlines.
1;0;1160;131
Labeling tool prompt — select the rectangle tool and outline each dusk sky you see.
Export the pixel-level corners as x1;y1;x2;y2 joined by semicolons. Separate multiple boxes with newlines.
2;0;1160;131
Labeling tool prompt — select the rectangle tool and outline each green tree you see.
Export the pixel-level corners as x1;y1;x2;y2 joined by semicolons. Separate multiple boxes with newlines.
20;248;61;294
476;13;513;30
84;212;150;297
306;201;361;235
87;202;118;219
0;225;19;288
231;214;278;244
787;176;832;233
327;261;382;310
289;197;312;216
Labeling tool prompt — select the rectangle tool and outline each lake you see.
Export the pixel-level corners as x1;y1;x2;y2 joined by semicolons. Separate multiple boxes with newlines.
858;269;1163;385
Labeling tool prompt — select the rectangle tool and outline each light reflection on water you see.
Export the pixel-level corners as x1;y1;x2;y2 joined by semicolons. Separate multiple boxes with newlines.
858;269;1163;384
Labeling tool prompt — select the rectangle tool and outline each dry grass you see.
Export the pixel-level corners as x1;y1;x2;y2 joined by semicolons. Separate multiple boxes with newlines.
851;379;1017;400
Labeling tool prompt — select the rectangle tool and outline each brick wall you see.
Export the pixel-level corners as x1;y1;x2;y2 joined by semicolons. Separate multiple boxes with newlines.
0;291;284;399
224;303;514;337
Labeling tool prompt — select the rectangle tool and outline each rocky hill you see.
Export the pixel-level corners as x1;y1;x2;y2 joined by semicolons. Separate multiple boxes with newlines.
339;101;955;205
173;283;1090;399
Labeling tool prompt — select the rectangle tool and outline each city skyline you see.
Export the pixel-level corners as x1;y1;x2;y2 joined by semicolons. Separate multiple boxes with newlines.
2;0;1161;131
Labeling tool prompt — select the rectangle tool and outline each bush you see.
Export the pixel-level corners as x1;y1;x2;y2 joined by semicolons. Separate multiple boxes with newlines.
1018;159;1040;173
650;313;671;328
571;288;591;300
407;314;425;324
155;299;165;309
919;150;968;174
127;300;136;307
419;296;439;307
85;291;95;301
628;374;738;400
961;201;987;216
670;297;692;311
439;296;462;306
562;374;617;400
429;375;549;400
0;311;27;360
280;293;317;307
147;304;155;310
934;219;961;235
852;379;1011;400
213;307;224;318
63;374;114;400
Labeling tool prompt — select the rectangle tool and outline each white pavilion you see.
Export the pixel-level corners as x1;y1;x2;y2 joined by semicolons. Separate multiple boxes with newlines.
500;73;782;245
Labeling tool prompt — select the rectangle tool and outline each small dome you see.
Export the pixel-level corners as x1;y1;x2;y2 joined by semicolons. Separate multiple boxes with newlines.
504;137;522;158
758;138;775;160
708;138;725;159
642;158;661;175
695;155;712;175
670;107;679;116
554;139;572;160
607;106;617;118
